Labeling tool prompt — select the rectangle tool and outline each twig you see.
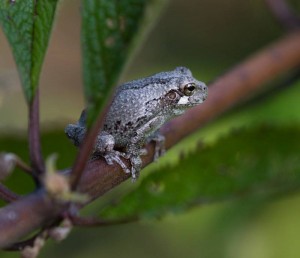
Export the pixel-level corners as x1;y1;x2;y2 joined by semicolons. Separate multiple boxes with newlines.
0;189;63;248
70;105;110;190
1;31;300;249
3;230;46;251
0;153;33;179
265;0;300;30
0;183;19;203
15;158;33;176
69;214;138;227
28;89;44;178
239;68;300;107
3;217;64;252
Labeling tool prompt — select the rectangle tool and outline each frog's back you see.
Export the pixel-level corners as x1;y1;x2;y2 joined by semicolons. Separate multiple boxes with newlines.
119;67;191;91
103;88;153;146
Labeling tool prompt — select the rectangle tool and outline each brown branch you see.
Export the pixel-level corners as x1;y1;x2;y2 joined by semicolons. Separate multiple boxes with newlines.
1;31;300;248
0;183;19;203
15;158;33;176
0;153;34;180
29;89;44;177
4;219;62;251
4;230;46;251
0;189;64;248
69;214;138;227
265;0;300;30
69;105;110;190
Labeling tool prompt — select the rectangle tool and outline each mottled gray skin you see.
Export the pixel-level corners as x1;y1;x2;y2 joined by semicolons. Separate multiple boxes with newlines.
65;67;208;180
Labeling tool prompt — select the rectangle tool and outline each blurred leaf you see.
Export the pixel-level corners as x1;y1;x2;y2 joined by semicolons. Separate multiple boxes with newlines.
81;0;168;125
0;0;59;102
100;125;300;219
0;130;76;206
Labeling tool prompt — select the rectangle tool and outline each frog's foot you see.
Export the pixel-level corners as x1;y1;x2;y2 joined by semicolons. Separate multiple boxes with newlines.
106;152;141;181
150;134;165;161
139;148;148;156
128;155;142;181
102;150;131;174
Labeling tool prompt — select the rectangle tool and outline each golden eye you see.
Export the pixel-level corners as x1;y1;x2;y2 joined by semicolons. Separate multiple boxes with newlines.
183;83;196;96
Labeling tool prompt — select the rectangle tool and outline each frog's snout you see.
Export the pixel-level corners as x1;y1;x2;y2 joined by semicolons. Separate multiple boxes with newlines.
199;83;208;101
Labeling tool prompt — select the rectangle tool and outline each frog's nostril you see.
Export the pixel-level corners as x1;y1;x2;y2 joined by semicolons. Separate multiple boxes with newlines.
202;86;208;100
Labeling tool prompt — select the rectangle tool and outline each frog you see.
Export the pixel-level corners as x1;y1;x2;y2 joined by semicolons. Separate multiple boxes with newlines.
65;67;208;180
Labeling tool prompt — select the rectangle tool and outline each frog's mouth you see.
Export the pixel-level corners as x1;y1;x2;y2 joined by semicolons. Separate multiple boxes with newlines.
177;93;207;106
177;96;191;105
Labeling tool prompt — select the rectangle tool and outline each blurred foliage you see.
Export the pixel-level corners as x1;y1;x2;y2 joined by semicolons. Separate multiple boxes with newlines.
0;0;58;102
101;125;300;219
82;0;168;125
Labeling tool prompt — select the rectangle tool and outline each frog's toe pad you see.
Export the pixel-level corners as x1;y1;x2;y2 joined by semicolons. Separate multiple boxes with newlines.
103;151;130;174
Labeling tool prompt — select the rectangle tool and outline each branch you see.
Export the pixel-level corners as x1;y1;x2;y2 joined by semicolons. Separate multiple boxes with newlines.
0;183;19;203
69;105;110;191
265;0;300;30
4;230;46;251
0;189;64;248
69;215;138;227
28;89;44;177
0;153;33;181
1;31;300;248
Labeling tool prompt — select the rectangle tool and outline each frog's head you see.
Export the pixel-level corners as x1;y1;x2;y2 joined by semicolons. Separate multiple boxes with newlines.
165;67;208;115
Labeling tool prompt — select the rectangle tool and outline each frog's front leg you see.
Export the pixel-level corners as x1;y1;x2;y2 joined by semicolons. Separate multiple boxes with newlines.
147;131;166;161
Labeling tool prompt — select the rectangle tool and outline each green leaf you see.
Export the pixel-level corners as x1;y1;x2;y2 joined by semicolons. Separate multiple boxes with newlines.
100;125;300;219
81;0;168;125
0;0;59;102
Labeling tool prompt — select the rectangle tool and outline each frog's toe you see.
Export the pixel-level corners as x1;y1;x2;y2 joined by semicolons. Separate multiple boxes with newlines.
103;151;142;180
104;156;114;165
103;152;130;174
149;133;165;161
128;155;142;180
153;147;165;161
140;148;148;156
131;170;138;182
157;148;166;159
130;165;140;182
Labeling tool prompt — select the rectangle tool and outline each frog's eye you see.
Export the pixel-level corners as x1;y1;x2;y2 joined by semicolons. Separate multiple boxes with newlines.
182;83;196;96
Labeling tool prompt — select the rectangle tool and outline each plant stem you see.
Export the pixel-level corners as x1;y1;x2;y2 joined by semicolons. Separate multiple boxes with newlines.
28;89;44;177
69;105;110;190
69;214;138;227
0;183;19;203
4;230;48;251
15;158;34;176
265;0;300;30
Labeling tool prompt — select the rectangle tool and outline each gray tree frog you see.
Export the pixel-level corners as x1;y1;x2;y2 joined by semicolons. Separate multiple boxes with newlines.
65;67;208;180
